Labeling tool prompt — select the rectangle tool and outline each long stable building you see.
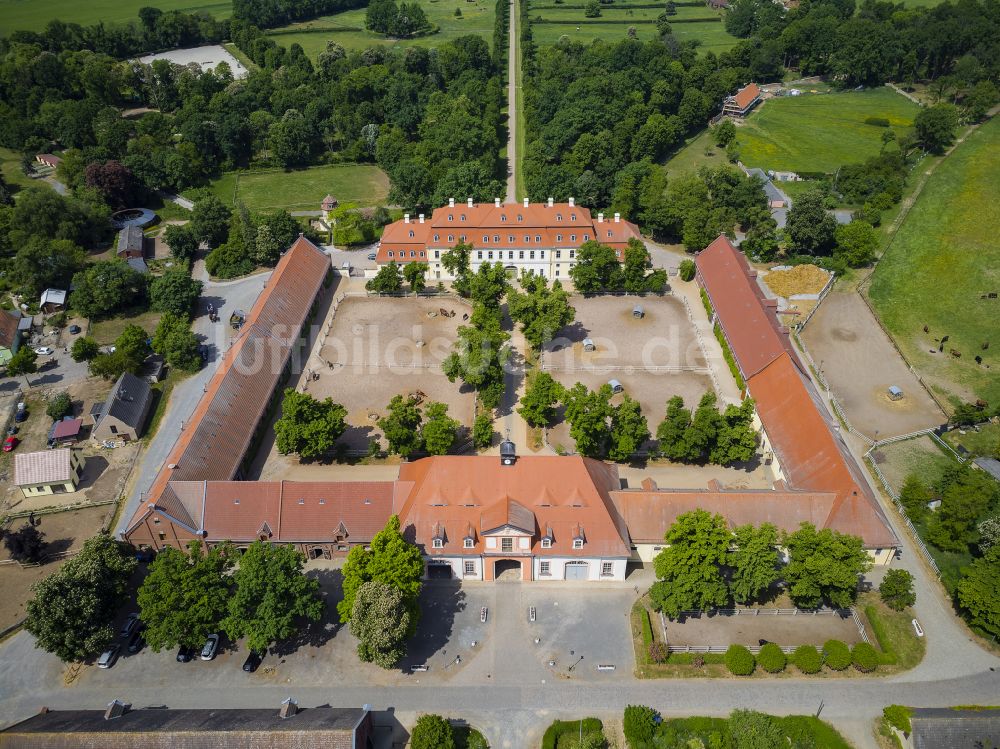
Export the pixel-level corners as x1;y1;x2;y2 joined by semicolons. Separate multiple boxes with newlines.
375;198;643;281
124;232;897;582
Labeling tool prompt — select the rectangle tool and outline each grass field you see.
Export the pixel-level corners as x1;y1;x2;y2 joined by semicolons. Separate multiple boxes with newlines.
735;87;920;173
0;147;35;190
868;115;1000;407
265;0;496;58
187;164;391;211
663;128;730;176
0;0;230;33
944;422;1000;458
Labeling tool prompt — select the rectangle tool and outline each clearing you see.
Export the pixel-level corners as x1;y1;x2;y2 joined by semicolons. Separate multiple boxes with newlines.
188;164;390;212
265;0;496;57
0;0;230;33
138;45;248;79
868;115;1000;408
735;87;919;173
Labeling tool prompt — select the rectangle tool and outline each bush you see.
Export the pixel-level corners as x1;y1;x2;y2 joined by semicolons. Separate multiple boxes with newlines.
46;392;73;420
864;117;891;127
648;641;667;663
883;705;912;734
541;719;603;749
879;569;916;611
725;644;755;675
793;645;823;674
822;639;851;671
757;643;786;673
679;259;696;282
852;642;879;672
639;607;653;649
864;605;899;665
623;705;657;747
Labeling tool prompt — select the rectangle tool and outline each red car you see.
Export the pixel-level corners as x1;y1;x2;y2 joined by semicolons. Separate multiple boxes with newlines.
3;436;18;452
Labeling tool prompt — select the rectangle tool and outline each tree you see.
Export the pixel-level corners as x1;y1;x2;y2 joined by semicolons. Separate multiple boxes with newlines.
518;372;563;427
678;259;696;282
622;239;667;293
728;523;780;604
338;515;424;625
786;188;837;256
24;533;136;662
8;238;86;298
956;545;1000;639
507;276;576;349
83;160;139;209
472;412;493;449
350;581;412;668
978;516;1000;553
569;241;622;292
422;401;460;455
366;261;404;293
708;398;758;465
137;541;234;651
252;223;280;266
149;266;203;318
835;220;879;268
713;120;737;148
686;391;723;461
163;224;200;262
656;395;692;462
927;464;1000;552
914;103;959;154
221;541;324;652
268;110;313;167
190;195;232;248
3;524;47;563
441;242;473;296
608;395;649;462
899;474;932;522
783;523;871;608
152;312;201;372
584;0;602;16
403;261;428;293
71;337;99;362
441;313;509;410
46;392;73;420
6;347;38;389
963;80;999;122
729;710;785;749
410;714;456;749
650;510;731;618
70;260;146;319
563;382;613;458
879;568;915;611
379;394;424;457
623;705;657;747
274;389;348;459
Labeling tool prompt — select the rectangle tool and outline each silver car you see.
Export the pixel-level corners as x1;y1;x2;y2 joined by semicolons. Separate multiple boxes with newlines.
97;644;121;669
200;633;220;661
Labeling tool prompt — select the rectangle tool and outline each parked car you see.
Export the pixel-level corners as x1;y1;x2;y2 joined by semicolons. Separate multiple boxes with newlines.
176;645;196;663
14;409;27;423
200;634;220;661
242;650;264;673
126;627;145;654
97;645;121;669
2;436;17;452
119;613;140;639
68;325;81;334
367;252;377;261
33;346;53;356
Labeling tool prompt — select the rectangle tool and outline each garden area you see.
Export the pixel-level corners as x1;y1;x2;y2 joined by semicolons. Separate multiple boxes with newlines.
265;0;497;57
868;115;1000;408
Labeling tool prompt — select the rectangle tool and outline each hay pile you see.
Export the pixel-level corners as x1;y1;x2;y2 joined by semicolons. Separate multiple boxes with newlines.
765;265;830;297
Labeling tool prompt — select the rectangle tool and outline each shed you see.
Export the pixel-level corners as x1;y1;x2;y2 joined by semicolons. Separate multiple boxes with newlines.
49;417;83;446
141;354;167;384
116;225;145;259
632;304;644;319
888;385;903;401
582;337;595;352
608;379;624;394
40;289;67;313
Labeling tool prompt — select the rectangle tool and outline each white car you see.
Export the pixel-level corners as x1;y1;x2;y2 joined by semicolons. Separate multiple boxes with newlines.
200;633;220;661
97;644;121;669
34;347;53;356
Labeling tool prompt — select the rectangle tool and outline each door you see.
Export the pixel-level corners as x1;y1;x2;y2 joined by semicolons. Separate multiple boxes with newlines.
564;561;589;580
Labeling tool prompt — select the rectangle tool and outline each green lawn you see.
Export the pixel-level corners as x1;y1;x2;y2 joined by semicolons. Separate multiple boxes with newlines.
0;0;230;33
868;116;1000;407
529;15;734;52
0;147;40;191
735;87;920;173
265;0;496;58
663;128;730;177
944;422;1000;459
188;164;391;212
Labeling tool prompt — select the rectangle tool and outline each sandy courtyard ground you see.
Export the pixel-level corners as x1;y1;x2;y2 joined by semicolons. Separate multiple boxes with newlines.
663;608;869;649
138;45;248;79
801;290;945;439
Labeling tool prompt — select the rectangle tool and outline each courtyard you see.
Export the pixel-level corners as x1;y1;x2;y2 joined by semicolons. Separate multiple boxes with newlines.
662;609;869;650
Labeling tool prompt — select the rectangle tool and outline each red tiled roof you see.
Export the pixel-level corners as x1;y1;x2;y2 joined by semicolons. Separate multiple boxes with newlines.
276;481;394;543
52;418;82;439
696;235;803;379
0;310;19;349
732;83;761;110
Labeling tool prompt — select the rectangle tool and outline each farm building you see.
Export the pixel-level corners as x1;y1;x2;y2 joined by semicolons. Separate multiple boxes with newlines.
722;82;761;118
34;153;62;169
91;372;154;443
116;225;145;259
48;417;83;446
39;289;66;313
14;448;86;498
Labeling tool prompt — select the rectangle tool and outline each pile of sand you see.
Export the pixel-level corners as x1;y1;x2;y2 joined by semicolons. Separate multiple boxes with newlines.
765;264;830;297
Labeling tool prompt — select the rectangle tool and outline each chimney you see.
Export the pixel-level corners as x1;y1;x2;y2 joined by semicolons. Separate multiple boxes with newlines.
598;213;604;223
448;197;455;207
494;198;501;208
641;477;658;492
523;197;529;207
404;214;410;224
418;214;424;224
467;197;473;207
568;197;575;207
614;212;620;223
279;698;298;719
547;197;553;207
104;700;129;721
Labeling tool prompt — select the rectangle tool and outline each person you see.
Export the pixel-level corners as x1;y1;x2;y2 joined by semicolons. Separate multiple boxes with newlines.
28;511;35;527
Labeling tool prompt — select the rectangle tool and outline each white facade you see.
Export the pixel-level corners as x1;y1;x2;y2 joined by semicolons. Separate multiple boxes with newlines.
532;556;627;581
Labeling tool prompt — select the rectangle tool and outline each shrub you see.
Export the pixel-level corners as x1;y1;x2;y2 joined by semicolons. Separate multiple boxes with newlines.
793;645;823;674
639;607;653;649
865;117;891;127
883;705;913;734
541;719;603;749
679;259;696;282
757;643;786;673
692;653;705;667
725;644;755;675
879;569;916;611
852;642;879;672
46;392;73;420
822;639;851;671
648;641;667;663
623;705;657;747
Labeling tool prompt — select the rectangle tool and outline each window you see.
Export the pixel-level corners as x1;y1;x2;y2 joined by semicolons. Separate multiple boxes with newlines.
464;538;474;549
572;538;584;549
434;234;439;242
432;538;443;549
435;250;441;258
388;251;394;258
539;561;551;576
535;235;541;242
448;214;454;222
410;250;416;257
556;250;561;259
464;560;476;576
494;235;500;242
540;251;545;259
519;250;524;259
461;214;466;221
420;251;425;257
477;251;483;259
109;424;118;434
158;531;166;541
556;234;563;242
508;251;514;259
460;234;466;241
608;230;613;238
569;250;576;259
583;234;589;241
541;537;551;549
508;237;514;245
524;235;530;242
530;250;535;259
601;562;614;577
570;234;576;242
488;251;494;259
517;214;523;222
556;213;563;221
501;215;507;222
570;213;577;221
501;537;514;552
153;517;160;525
483;235;489;243
409;230;414;238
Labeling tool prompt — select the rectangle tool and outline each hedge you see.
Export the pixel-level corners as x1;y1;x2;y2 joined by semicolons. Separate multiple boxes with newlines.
714;322;746;389
541;719;604;749
640;607;653;650
532;16;720;23
725;644;755;675
757;643;787;673
667;652;726;665
864;605;899;665
883;705;913;733
852;642;880;672
700;286;713;317
864;117;891;127
822;639;851;671
793;645;823;674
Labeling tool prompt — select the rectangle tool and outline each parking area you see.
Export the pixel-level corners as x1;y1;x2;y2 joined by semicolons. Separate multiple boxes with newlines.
663;609;868;649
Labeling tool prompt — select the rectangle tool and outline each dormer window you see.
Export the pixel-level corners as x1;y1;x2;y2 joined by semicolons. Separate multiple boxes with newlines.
541;538;552;549
608;230;613;238
464;538;474;549
432;538;443;549
461;214;467;221
494;235;500;242
570;213;577;221
572;538;584;550
448;214;454;222
557;234;562;242
556;213;563;221
517;214;523;222
409;230;414;238
434;234;439;241
448;234;454;242
501;215;507;222
483;235;489;243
